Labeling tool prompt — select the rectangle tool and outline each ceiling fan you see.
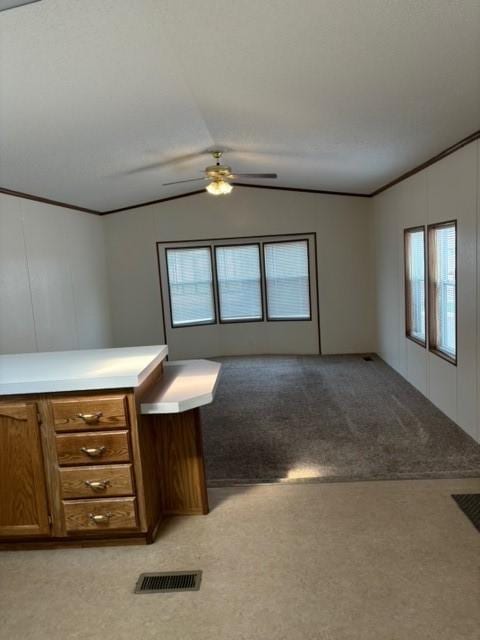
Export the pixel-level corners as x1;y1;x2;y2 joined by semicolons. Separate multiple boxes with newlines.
163;151;278;195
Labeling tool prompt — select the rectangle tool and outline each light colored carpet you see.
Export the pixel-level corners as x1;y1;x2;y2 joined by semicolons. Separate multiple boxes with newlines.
0;479;479;640
201;355;480;485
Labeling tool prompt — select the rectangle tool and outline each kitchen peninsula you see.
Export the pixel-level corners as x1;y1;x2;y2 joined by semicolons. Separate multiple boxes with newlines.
0;346;220;549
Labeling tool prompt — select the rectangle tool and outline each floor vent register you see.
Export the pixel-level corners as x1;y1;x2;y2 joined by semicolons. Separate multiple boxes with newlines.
135;571;202;593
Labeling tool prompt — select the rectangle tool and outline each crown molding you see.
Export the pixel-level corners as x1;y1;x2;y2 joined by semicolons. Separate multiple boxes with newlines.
0;187;101;214
101;189;207;215
2;129;479;214
371;129;480;196
231;183;369;198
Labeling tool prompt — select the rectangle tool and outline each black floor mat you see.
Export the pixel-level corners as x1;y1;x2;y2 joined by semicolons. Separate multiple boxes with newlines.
452;494;480;532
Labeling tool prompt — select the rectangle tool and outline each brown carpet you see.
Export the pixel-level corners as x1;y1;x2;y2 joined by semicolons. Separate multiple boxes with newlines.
201;354;480;485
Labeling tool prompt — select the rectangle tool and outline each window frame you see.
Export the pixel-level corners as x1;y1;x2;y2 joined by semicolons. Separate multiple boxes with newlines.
427;220;457;366
165;245;217;329
213;242;265;324
262;238;312;322
403;225;427;348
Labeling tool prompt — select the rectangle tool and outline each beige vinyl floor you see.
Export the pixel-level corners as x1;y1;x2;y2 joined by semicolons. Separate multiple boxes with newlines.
0;478;479;640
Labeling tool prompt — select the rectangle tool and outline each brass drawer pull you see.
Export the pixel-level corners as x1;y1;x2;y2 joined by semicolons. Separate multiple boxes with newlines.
84;479;111;491
80;446;106;458
89;512;112;524
77;411;103;425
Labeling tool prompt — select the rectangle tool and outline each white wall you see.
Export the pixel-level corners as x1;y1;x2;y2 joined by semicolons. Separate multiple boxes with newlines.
372;141;479;443
0;194;112;354
103;187;375;358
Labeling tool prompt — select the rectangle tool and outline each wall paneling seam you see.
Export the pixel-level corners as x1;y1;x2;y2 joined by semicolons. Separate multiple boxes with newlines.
20;210;39;351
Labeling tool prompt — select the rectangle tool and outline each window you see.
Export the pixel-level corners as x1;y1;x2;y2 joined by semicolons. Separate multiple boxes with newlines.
404;227;426;345
428;221;456;364
264;240;311;320
166;247;216;327
160;234;317;336
215;244;263;322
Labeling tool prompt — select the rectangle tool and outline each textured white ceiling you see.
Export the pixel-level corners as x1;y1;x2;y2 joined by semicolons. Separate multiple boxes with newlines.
1;0;479;211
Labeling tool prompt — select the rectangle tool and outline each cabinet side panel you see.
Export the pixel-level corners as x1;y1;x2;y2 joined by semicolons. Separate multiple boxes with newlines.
155;408;209;515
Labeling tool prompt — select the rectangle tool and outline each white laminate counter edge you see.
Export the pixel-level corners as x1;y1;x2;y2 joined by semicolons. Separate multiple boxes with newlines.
140;359;221;414
0;346;168;395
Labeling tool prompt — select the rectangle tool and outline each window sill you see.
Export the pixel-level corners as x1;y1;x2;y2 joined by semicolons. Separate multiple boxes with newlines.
406;334;426;348
267;316;312;322
219;317;264;324
172;320;216;329
429;347;457;366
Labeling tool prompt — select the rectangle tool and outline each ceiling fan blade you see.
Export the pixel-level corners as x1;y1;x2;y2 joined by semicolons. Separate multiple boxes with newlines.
122;149;215;176
162;177;207;186
231;173;278;179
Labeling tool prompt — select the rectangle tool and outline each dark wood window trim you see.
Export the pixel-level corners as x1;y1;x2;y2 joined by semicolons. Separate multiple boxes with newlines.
427;220;457;366
404;226;427;348
263;238;312;322
214;243;265;324
165;245;217;329
157;232;321;353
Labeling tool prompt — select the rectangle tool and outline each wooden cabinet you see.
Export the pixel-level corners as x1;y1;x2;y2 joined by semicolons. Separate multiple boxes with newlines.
51;395;128;432
0;363;209;548
0;402;50;537
59;464;134;499
55;429;131;466
63;497;138;533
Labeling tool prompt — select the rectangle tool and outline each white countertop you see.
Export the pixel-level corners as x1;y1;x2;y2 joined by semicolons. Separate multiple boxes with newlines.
0;345;168;395
141;359;221;414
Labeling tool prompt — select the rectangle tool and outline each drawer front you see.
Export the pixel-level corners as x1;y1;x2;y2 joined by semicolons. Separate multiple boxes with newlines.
51;396;128;432
63;497;138;532
56;430;130;466
59;464;134;499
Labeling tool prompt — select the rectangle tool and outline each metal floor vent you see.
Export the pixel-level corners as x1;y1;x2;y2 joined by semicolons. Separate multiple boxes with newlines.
452;494;480;532
135;571;202;593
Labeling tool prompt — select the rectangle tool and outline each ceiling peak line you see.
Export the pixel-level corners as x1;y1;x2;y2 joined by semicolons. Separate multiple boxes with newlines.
1;129;479;215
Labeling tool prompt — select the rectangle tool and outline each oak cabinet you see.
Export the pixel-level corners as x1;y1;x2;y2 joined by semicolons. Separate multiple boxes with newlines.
0;402;50;537
62;497;138;533
55;429;131;466
0;367;209;548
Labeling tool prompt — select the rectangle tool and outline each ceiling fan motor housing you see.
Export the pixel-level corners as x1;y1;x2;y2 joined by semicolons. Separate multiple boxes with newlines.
205;164;232;179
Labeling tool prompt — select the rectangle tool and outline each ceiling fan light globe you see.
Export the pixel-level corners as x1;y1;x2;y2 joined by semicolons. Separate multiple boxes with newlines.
206;179;233;195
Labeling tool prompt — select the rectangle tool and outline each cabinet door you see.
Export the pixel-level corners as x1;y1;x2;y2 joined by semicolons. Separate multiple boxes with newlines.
0;402;50;537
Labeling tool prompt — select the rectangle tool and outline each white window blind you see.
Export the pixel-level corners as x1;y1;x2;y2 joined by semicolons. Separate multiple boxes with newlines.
166;247;216;327
405;229;425;343
215;244;263;321
431;223;456;359
264;240;310;320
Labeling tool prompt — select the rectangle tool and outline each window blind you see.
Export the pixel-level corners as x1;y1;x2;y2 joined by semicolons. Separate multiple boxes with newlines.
215;244;263;321
405;229;425;343
166;247;216;327
264;240;310;320
431;224;456;358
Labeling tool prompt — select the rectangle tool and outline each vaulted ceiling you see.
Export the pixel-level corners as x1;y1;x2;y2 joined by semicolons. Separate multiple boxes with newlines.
1;0;479;211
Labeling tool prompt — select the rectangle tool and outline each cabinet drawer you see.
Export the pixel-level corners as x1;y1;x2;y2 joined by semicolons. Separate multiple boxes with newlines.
63;497;138;532
59;464;134;499
51;396;128;432
56;430;131;466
